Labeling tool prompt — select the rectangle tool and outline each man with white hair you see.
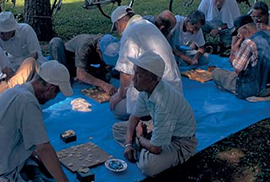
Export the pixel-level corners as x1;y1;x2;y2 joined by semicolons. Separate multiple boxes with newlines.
109;5;182;120
0;61;72;182
114;51;197;176
49;34;119;95
198;0;240;47
0;11;46;93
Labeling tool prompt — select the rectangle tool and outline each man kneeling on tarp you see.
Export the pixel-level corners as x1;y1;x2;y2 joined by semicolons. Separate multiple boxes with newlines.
0;61;72;182
112;51;197;176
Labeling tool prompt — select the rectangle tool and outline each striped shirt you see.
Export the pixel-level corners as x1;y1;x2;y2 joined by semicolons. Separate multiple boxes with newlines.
232;38;258;72
132;80;196;146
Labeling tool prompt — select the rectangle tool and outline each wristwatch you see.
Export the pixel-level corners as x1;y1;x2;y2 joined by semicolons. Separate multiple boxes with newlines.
218;27;222;31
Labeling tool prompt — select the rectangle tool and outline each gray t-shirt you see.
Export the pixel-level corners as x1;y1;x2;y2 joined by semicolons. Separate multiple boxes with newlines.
65;34;103;69
0;83;49;177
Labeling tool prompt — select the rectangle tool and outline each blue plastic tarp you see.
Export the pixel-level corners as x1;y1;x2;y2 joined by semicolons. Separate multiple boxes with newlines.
42;54;270;182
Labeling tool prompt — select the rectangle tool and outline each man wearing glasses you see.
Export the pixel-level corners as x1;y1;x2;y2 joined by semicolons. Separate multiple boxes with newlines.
251;1;270;31
212;15;270;99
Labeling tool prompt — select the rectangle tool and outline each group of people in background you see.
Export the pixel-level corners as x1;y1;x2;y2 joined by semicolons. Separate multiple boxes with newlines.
0;0;270;181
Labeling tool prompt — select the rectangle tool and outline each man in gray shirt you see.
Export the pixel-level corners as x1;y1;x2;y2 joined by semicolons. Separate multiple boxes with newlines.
0;61;72;182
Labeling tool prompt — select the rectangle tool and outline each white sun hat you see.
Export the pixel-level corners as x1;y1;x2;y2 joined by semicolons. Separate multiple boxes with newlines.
0;12;18;32
128;50;165;77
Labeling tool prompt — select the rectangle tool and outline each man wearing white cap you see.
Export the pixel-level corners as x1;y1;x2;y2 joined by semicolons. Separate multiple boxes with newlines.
110;5;182;120
0;11;46;71
0;12;47;94
0;61;72;182
113;51;197;176
49;34;119;95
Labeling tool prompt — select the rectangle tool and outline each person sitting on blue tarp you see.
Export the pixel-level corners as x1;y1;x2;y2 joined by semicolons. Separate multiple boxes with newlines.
0;46;38;94
198;0;240;49
0;61;72;182
170;10;209;66
112;51;197;177
251;1;270;31
0;12;46;94
109;6;182;121
212;15;270;99
49;34;119;96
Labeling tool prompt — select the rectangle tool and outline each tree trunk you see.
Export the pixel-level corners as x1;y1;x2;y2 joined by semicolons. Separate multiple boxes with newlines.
24;0;53;41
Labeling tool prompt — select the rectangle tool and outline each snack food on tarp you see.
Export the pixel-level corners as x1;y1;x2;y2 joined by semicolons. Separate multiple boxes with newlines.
71;98;92;112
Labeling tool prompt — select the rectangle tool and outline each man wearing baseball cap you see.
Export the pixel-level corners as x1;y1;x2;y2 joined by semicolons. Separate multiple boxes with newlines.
0;61;72;182
112;51;196;176
212;15;270;99
49;34;119;96
109;5;182;120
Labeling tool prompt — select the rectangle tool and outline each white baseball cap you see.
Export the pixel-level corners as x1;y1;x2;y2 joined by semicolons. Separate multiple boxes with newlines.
0;12;18;32
38;61;73;96
110;5;133;32
128;51;165;78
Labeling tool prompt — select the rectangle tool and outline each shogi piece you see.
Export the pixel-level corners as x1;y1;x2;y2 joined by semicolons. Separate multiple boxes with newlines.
181;68;214;83
81;87;111;103
76;168;95;182
60;130;77;143
57;142;114;172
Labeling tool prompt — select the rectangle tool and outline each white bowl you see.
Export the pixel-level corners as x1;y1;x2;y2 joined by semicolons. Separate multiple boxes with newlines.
105;158;127;172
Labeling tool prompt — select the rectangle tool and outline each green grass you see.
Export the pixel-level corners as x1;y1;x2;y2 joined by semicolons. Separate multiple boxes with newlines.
4;0;267;40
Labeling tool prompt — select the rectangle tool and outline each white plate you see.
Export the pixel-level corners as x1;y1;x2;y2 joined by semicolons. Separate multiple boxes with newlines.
105;158;127;172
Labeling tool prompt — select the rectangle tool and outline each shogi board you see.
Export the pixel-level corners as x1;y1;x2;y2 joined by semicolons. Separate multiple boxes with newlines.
181;69;213;83
57;142;113;172
81;87;111;103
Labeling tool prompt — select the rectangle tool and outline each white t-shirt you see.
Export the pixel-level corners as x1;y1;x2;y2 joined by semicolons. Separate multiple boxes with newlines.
170;16;205;48
0;23;46;70
116;15;183;113
198;0;240;29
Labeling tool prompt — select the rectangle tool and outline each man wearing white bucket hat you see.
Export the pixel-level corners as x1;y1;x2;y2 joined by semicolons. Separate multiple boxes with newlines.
0;61;72;182
113;51;197;176
0;11;46;93
109;5;182;120
49;34;120;96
